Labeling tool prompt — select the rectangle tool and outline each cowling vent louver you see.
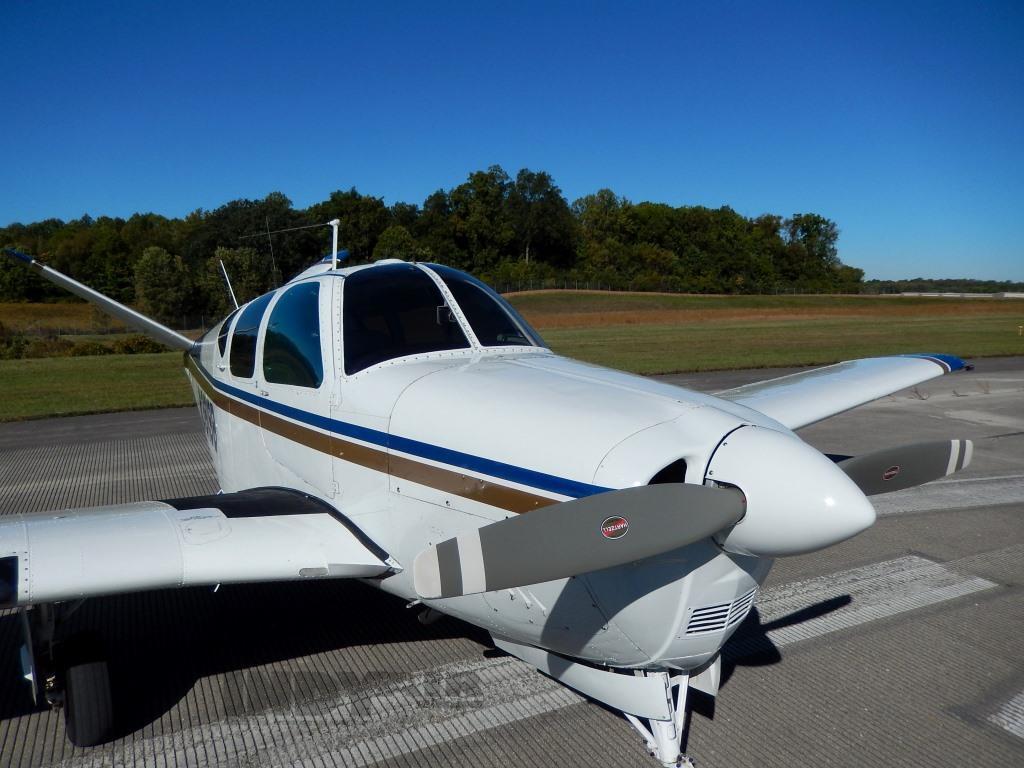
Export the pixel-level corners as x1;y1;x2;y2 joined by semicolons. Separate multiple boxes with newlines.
685;587;758;635
727;587;757;626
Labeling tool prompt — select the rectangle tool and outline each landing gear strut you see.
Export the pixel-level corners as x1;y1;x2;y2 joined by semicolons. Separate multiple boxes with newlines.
624;671;694;767
493;635;714;767
20;603;114;747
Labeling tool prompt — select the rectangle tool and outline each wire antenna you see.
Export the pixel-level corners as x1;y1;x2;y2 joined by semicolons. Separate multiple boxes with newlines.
237;222;330;239
265;216;280;286
239;220;343;271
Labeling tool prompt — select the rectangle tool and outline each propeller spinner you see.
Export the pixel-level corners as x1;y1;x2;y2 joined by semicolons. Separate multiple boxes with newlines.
707;425;877;558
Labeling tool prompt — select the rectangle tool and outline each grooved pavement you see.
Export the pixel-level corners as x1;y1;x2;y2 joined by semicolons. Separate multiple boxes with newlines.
0;358;1021;767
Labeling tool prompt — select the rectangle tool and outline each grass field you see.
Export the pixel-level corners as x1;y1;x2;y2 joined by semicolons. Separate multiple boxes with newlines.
0;302;127;334
0;353;190;421
512;291;1024;373
0;292;1022;420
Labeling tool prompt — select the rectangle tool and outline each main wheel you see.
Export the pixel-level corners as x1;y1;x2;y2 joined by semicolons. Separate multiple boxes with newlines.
62;637;113;747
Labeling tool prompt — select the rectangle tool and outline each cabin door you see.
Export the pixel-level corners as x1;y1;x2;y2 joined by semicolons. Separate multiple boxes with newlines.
257;277;335;499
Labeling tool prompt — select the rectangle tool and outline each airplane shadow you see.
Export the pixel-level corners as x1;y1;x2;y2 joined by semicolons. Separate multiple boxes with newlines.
0;579;488;740
685;594;853;725
0;584;853;748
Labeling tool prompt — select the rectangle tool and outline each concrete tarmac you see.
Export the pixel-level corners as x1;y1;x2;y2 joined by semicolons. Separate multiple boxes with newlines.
0;357;1021;767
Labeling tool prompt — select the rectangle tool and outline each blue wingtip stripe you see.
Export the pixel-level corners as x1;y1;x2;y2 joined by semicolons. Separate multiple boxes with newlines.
2;248;35;265
901;353;966;373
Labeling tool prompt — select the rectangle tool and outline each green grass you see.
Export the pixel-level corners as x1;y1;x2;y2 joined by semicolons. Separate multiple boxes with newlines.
507;290;1016;314
509;291;1024;372
510;291;900;312
1;293;1022;420
541;315;1024;374
0;301;125;333
0;353;193;421
56;332;136;343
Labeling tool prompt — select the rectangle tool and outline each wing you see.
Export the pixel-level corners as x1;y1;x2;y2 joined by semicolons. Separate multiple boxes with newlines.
2;248;193;351
715;354;967;430
0;487;398;607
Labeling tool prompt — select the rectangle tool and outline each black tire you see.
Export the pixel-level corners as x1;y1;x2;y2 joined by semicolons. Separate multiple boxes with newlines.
64;656;113;747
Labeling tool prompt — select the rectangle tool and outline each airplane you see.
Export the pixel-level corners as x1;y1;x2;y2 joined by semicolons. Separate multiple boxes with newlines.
0;235;973;766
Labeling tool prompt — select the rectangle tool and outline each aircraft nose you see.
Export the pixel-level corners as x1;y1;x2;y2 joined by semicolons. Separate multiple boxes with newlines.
706;425;876;557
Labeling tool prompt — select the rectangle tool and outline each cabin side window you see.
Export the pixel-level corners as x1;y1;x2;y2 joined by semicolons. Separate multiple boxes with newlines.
229;292;274;378
217;308;239;356
263;282;324;388
343;264;470;375
428;264;545;347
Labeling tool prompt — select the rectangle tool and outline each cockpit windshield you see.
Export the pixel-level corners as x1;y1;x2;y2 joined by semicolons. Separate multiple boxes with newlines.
427;264;545;348
343;263;470;375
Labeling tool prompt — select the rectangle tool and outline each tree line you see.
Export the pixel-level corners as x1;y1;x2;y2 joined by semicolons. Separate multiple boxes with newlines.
0;166;862;326
863;278;1024;294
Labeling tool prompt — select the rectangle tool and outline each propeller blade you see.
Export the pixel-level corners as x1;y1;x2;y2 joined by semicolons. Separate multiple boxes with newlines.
413;483;745;599
836;439;973;496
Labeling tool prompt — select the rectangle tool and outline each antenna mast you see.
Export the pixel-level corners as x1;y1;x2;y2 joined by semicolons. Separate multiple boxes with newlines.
330;219;341;269
238;219;343;270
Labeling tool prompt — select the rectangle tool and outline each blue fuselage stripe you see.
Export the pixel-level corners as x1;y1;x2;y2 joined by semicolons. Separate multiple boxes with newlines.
196;363;610;499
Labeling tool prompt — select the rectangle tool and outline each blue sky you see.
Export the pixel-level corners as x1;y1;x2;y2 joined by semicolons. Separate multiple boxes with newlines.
2;1;1021;280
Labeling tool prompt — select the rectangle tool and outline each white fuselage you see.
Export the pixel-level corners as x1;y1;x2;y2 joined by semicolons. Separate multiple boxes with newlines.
185;272;788;672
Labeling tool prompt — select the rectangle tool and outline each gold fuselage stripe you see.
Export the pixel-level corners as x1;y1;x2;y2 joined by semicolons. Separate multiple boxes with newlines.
185;356;556;514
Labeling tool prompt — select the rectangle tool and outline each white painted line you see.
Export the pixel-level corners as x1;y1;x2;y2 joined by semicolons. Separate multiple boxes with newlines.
752;555;997;648
871;474;1024;516
945;408;1024;431
310;687;582;768
56;555;999;767
69;656;581;768
933;473;1024;485
989;690;1024;741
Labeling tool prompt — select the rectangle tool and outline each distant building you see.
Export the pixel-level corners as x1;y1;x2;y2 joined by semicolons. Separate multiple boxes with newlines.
900;292;995;298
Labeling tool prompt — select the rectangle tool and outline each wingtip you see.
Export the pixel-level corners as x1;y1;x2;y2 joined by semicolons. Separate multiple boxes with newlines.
901;353;967;373
2;248;35;265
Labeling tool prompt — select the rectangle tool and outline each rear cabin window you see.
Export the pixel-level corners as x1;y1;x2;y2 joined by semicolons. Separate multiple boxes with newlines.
343;264;470;375
263;282;324;388
229;292;274;378
428;264;545;347
217;308;239;356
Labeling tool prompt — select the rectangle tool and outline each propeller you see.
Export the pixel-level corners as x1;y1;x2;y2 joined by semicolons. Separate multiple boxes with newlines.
834;439;973;496
413;483;746;599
